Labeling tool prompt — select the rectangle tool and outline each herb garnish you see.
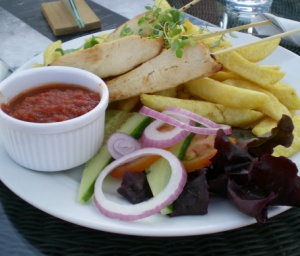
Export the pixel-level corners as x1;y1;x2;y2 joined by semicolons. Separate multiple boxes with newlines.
120;24;134;37
119;5;233;58
54;36;105;56
115;5;197;58
137;6;197;58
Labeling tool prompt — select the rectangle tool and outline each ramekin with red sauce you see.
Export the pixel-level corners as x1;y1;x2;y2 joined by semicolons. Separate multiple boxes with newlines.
0;66;109;172
2;83;101;123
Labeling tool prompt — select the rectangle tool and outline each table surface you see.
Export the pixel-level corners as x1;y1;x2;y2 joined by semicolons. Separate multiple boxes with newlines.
1;0;300;255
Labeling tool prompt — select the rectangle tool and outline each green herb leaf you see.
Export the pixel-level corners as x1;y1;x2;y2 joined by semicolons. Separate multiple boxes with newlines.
171;28;182;37
83;37;100;49
55;48;64;56
176;49;183;58
120;24;133;37
210;40;221;48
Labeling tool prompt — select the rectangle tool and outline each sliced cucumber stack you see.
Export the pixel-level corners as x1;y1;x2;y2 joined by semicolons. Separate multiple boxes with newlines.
78;111;152;203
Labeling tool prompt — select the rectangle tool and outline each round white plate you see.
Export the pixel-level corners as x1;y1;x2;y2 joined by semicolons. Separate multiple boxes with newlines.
0;30;299;237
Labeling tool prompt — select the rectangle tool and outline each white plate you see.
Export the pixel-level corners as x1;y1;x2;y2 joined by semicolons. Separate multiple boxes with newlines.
0;30;299;237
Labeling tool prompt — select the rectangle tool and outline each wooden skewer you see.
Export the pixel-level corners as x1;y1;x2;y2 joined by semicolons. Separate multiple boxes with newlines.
194;20;272;40
214;27;300;55
179;0;202;12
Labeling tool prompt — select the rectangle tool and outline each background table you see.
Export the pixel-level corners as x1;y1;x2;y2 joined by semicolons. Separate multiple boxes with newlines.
1;0;300;255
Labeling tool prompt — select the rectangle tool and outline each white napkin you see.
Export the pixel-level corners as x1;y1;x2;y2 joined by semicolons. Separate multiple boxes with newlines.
252;13;300;47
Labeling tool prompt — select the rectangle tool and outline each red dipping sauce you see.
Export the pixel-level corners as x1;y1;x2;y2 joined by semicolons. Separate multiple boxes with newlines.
1;83;101;123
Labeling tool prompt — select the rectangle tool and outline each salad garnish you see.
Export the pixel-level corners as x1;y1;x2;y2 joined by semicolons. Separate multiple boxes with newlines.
94;148;187;221
95;106;298;223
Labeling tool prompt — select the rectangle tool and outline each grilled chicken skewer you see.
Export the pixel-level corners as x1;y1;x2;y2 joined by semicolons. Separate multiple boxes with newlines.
51;35;164;78
107;41;222;101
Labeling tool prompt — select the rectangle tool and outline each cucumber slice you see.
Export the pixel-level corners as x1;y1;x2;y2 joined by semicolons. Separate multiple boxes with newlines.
146;132;195;215
104;109;133;141
78;111;152;203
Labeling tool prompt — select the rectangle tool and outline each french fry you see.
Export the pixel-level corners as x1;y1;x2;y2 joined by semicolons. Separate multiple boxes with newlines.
235;38;281;62
290;110;297;116
184;77;270;109
183;19;232;52
209;70;241;82
215;51;285;89
116;96;141;112
273;115;300;158
261;65;281;70
44;40;62;66
153;87;177;97
176;85;193;99
183;19;199;34
224;79;291;121
200;35;232;53
267;81;300;110
154;0;171;10
140;94;263;127
252;116;277;136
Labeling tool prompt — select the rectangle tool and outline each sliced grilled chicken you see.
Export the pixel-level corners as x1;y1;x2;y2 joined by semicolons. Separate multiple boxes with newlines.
107;41;222;101
51;35;164;78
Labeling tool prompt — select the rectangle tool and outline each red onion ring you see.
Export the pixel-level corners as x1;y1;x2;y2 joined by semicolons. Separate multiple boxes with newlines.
94;148;187;221
141;116;193;148
163;107;221;129
139;106;232;135
107;132;141;159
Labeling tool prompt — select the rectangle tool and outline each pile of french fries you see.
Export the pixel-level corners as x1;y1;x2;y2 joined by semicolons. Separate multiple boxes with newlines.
125;18;300;158
42;0;300;158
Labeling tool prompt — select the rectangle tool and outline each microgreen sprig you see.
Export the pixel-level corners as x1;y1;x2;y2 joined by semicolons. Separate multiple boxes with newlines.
137;6;197;58
209;32;238;49
120;24;134;37
118;5;236;58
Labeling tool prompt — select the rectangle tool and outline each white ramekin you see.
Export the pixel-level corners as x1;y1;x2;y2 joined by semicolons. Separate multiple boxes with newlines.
0;66;109;171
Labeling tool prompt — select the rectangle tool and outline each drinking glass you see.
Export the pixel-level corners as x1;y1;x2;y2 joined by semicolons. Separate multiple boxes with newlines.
226;0;273;16
222;0;273;29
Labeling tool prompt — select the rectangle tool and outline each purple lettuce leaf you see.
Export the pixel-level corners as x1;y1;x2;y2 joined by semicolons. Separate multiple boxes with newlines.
170;169;209;216
250;154;300;207
207;115;299;223
227;178;276;224
207;172;229;198
211;129;254;174
117;171;153;204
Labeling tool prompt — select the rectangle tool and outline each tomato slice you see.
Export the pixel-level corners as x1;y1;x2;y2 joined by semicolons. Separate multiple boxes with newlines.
109;154;161;179
182;134;217;173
